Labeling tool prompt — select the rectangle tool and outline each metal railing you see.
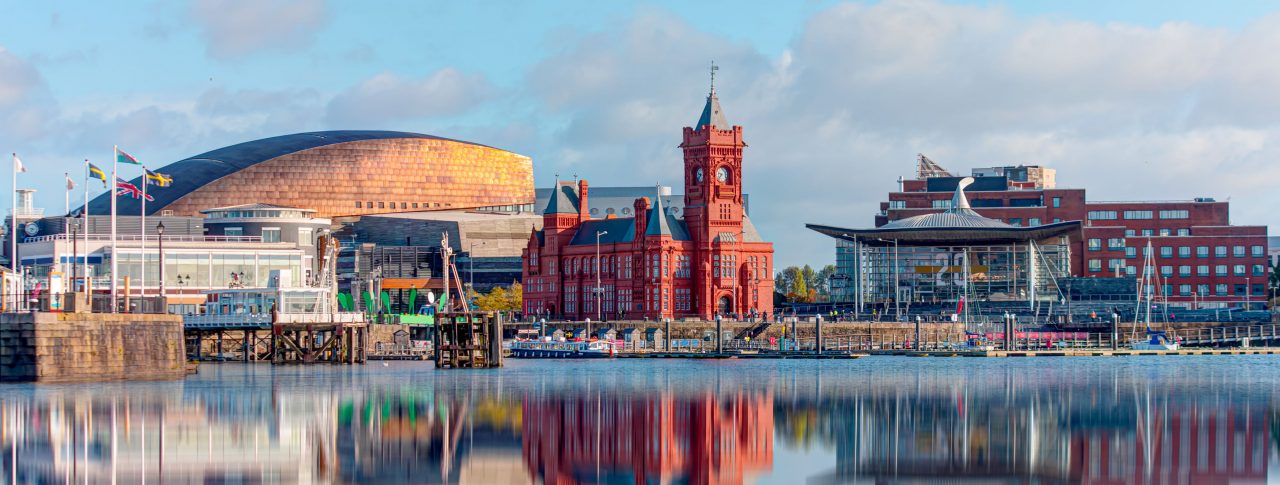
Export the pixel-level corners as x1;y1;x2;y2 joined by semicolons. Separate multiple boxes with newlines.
23;234;266;243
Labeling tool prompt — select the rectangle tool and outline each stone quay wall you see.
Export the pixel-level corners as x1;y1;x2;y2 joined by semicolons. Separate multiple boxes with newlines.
0;312;186;383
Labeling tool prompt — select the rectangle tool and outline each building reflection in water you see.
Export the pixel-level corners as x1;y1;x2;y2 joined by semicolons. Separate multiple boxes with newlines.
0;360;1276;484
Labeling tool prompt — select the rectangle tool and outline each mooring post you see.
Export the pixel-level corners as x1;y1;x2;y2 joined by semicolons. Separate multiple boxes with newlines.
664;318;671;352
816;315;824;355
1111;314;1119;350
715;315;723;354
914;316;921;351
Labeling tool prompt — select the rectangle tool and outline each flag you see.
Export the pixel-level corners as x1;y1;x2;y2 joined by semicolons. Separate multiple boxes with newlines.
115;148;140;165
144;169;172;187
115;178;153;201
956;296;965;314
65;174;75;190
12;153;25;173
88;163;107;187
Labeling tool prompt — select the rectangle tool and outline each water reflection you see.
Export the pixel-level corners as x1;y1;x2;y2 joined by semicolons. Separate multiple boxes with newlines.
0;359;1277;484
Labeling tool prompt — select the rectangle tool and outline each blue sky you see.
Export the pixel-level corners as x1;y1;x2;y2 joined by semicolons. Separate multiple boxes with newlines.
4;0;1280;268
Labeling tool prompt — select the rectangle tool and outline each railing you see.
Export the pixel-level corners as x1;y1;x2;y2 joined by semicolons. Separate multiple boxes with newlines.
184;311;365;328
23;234;266;243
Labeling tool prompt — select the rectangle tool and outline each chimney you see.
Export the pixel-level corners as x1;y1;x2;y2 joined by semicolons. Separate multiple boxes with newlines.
634;197;650;236
578;179;590;222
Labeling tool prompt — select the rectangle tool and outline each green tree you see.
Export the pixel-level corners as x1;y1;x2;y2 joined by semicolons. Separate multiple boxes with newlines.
472;283;523;312
791;269;809;303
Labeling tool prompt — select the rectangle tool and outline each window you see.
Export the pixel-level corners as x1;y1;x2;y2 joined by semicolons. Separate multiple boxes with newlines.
1160;266;1172;277
1214;265;1227;276
1160;247;1173;258
365;201;372;209
1215;284;1228;296
1233;246;1245;257
412;203;419;209
1197;246;1209;258
377;202;385;209
224;227;243;237
1109;259;1125;270
298;228;313;246
1053;218;1062;223
932;199;952;209
1124;210;1153;220
1197;265;1209;276
1029;218;1041;226
1254;283;1265;296
1108;238;1125;250
1125;229;1136;237
1234;265;1246;276
1125;247;1137;258
1052;197;1061;208
1179;266;1191;276
355;201;362;208
1253;245;1265;257
1159;210;1189;219
1089;259;1102;272
1088;210;1118;220
1235;284;1247;295
888;200;906;209
401;202;407;209
1009;218;1022;227
1159;228;1170;236
260;228;281;243
1179;284;1191;296
1088;239;1102;251
1177;228;1190;236
1141;229;1154;236
1197;284;1209;296
1179;246;1191;258
1254;264;1266;277
1215;246;1227;257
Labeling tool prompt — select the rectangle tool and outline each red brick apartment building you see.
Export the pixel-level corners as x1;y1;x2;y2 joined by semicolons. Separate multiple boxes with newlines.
522;83;775;320
878;159;1268;308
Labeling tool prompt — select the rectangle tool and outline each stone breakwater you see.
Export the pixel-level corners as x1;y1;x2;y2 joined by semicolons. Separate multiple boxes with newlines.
0;312;186;383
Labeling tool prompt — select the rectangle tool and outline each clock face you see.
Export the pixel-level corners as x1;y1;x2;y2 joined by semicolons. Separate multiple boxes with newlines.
694;168;704;182
716;167;730;182
23;223;38;237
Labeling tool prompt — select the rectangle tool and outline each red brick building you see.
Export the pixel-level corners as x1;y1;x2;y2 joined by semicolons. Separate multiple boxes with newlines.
522;84;775;320
878;162;1268;308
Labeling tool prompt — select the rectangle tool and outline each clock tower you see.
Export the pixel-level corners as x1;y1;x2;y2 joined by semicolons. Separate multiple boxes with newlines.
682;62;746;246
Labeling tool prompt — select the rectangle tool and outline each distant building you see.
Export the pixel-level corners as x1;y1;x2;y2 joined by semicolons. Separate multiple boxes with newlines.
855;156;1269;309
523;80;775;320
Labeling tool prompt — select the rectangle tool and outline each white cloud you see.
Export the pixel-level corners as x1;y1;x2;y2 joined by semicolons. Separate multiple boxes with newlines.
520;0;1280;268
325;68;495;127
191;0;328;61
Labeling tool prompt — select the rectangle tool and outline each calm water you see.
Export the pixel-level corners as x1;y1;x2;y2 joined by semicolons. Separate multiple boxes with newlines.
0;356;1278;484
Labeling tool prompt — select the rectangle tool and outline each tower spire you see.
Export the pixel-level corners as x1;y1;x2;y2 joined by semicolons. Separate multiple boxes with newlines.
696;61;728;130
709;60;718;95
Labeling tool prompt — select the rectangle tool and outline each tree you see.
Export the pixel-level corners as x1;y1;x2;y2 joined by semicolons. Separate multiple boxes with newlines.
791;269;809;303
472;283;523;312
813;264;837;299
1269;261;1280;301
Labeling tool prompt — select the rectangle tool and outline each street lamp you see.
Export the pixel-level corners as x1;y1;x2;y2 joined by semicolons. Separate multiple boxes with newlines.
156;221;165;313
596;230;607;322
468;240;485;294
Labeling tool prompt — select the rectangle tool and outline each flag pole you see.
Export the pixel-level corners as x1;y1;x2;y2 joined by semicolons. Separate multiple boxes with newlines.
141;165;146;300
64;173;70;218
10;153;18;275
83;160;90;295
110;146;118;313
64;172;70;278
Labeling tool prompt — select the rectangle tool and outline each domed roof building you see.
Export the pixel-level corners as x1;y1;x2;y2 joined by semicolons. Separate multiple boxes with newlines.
86;130;535;219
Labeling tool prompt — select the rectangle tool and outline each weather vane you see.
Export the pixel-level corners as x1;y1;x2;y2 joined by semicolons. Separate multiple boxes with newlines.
709;61;719;94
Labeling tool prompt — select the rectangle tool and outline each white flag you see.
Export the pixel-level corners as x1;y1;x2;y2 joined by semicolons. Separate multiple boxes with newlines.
11;153;25;173
65;174;76;190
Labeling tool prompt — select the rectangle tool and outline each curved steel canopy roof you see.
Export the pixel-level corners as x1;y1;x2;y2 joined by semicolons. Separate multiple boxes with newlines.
84;130;502;216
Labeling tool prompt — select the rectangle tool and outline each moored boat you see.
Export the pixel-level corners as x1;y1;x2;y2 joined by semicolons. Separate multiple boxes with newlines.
511;339;616;358
1131;329;1179;351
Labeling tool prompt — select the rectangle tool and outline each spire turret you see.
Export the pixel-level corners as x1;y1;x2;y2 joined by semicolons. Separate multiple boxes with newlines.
695;61;728;130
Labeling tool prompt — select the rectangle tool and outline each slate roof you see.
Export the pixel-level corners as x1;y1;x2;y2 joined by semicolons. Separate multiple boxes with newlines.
568;218;637;245
85;130;497;216
696;91;729;130
543;181;579;214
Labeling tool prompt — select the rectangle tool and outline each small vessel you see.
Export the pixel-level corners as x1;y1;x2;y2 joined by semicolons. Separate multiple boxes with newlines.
1131;329;1179;351
511;339;616;359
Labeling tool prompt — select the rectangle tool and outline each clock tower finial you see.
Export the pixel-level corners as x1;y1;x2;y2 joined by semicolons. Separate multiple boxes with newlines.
709;61;718;95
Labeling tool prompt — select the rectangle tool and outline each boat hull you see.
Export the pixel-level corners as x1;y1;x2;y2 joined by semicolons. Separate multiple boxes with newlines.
511;349;613;359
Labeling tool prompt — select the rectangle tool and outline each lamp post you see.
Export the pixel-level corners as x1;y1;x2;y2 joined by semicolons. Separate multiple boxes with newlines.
70;218;79;292
468;240;485;295
596;230;607;322
156;221;165;313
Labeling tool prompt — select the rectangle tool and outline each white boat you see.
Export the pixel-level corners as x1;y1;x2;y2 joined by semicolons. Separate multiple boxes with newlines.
1131;330;1179;351
510;339;615;359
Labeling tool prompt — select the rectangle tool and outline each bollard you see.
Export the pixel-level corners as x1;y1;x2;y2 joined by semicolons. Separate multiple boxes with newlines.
715;315;723;354
816;315;824;355
1112;314;1119;350
664;318;671;352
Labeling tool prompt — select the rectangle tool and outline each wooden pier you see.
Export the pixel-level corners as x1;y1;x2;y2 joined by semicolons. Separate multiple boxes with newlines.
434;311;503;368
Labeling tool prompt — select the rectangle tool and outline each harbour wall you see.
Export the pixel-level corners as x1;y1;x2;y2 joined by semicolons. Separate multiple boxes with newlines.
0;312;186;383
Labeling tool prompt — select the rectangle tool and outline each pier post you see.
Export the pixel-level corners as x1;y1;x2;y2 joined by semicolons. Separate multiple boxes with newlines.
1111;314;1119;350
715;315;723;354
914;316;920;351
816;315;823;355
664;318;671;352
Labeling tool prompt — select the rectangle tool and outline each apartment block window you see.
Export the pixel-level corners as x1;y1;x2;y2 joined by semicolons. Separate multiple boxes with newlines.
1179;247;1191;258
1125;266;1136;276
1141;229;1154;236
1214;246;1227;257
1109;259;1125;270
224;227;243;237
355;201;362;208
1125;247;1137;258
1159;228;1170;236
1179;265;1191;276
1089;259;1102;272
1254;283;1265;295
1125;229;1136;237
1159;210;1189;219
1160;266;1173;277
377;202;385;209
1053;218;1062;223
1233;246;1245;257
1254;264;1266;277
1029;218;1041;226
1179;284;1191;296
261;228;281;243
1088;239;1102;251
1124;210;1153;219
1197;265;1209;276
1234;264;1246;276
1235;284;1247;295
1197;284;1209;296
1177;228;1190;236
1216;284;1228;296
1215;265;1227;276
298;228;313;246
1088;211;1118;220
1252;245;1265;257
1196;246;1209;257
412;203;419;209
1160;246;1173;258
401;202;408;209
1009;218;1022;226
888;200;906;209
1052;197;1061;208
932;199;952;209
1108;238;1125;250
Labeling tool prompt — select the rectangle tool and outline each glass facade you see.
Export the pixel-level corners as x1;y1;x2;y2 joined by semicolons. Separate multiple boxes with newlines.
107;251;303;289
